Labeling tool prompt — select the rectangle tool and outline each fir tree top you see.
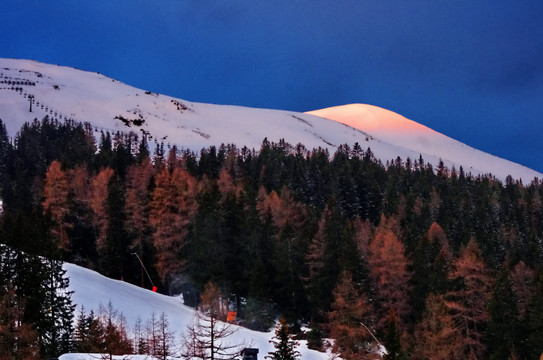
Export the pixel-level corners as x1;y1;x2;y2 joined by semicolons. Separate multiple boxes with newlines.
266;318;301;360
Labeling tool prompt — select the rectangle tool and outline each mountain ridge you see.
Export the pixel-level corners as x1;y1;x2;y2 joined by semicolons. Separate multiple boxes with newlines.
1;58;540;182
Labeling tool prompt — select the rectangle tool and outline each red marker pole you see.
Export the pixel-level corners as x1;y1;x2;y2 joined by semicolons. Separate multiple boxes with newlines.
131;252;157;292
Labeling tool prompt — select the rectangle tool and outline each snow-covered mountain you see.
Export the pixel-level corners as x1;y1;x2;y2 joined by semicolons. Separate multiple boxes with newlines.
61;262;329;360
0;58;540;182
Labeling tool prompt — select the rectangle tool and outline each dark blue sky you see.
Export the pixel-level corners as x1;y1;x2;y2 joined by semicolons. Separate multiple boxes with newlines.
2;1;542;173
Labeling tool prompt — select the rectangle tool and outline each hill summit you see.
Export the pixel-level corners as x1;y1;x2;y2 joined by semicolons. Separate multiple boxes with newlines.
0;58;540;182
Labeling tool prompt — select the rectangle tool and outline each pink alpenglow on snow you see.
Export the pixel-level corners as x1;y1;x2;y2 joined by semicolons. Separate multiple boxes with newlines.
306;104;434;135
1;59;541;183
305;104;542;182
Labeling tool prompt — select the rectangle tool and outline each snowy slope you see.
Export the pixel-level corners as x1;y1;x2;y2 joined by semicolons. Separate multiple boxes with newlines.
306;104;541;182
0;58;541;182
62;262;328;359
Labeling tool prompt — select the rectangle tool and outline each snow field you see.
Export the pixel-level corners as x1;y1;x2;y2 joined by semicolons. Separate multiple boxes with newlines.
63;263;329;359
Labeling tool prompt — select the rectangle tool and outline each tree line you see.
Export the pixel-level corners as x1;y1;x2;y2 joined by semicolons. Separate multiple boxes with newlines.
1;117;543;359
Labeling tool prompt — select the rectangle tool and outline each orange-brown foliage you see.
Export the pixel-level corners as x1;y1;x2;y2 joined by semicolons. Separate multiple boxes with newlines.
149;167;198;282
89;167;115;251
368;217;411;329
42;160;71;250
445;239;492;359
412;294;462;360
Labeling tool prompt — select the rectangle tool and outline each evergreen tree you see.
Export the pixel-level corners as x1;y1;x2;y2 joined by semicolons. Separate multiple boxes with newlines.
306;198;364;318
74;307;94;352
125;159;155;288
383;310;407;360
266;318;300;360
271;223;307;320
136;134;150;164
528;274;543;359
66;165;97;265
486;270;521;360
95;131;114;169
0;119;11;197
99;175;130;279
0;245;75;358
411;222;453;320
38;258;75;358
0;283;39;359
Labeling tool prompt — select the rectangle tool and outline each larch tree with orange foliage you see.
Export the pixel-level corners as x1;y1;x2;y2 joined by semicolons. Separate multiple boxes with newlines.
412;294;461;360
444;239;493;360
368;216;411;331
149;167;198;282
42;160;71;252
328;271;374;360
89;167;115;253
256;186;308;232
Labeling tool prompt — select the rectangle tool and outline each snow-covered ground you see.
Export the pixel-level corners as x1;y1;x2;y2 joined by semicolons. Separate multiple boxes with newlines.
1;58;541;182
62;263;329;359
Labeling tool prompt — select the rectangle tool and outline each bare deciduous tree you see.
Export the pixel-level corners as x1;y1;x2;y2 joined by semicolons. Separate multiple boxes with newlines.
180;282;245;360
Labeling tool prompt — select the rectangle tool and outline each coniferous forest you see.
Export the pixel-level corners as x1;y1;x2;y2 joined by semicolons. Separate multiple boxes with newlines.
1;117;543;359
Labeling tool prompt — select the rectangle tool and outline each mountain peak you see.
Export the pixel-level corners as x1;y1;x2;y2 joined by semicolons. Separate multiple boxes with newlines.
1;58;541;182
306;103;434;135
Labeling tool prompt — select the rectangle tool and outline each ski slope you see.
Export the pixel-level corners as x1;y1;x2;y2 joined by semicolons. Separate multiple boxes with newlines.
0;58;541;182
61;263;329;359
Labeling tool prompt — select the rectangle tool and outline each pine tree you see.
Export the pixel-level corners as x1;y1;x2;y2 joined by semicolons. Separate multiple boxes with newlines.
0;284;39;359
486;270;521;360
38;258;75;358
306;198;365;319
100;175;130;279
528;274;543;359
73;306;90;352
125;159;154;287
411;222;453;320
0;119;11;198
266;318;300;360
510;261;535;319
66;165;97;265
383;310;407;360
